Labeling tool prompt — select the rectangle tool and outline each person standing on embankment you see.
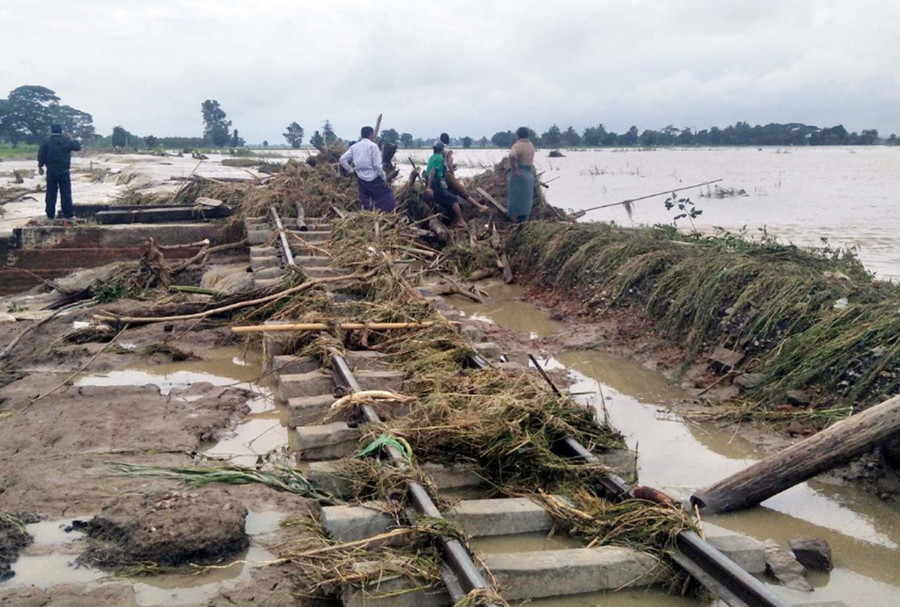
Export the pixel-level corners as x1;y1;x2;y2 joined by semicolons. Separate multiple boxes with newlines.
436;132;489;214
339;126;397;213
507;126;536;222
37;124;82;222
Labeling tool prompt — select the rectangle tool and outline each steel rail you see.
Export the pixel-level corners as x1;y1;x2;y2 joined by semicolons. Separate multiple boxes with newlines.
269;205;295;267
328;349;501;606
481;354;789;607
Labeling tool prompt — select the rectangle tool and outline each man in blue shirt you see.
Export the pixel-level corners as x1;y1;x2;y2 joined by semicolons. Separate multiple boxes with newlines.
37;124;81;221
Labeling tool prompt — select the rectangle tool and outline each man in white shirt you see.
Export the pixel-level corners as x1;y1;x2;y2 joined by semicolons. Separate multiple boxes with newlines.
339;126;397;212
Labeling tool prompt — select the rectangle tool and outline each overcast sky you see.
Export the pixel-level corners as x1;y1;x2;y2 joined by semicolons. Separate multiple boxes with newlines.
3;0;898;143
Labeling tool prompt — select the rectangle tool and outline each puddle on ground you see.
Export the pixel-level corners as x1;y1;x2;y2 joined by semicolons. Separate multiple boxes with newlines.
526;588;703;607
24;518;83;546
203;416;290;467
75;346;275;409
449;281;565;339
470;531;583;554
1;510;282;606
454;292;900;607
131;544;275;606
74;346;291;465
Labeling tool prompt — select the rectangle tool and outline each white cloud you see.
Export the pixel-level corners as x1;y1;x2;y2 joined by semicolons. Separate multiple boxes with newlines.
2;0;897;142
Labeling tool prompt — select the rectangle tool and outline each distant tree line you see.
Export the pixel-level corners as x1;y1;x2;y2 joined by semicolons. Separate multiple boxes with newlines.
2;85;894;150
521;121;883;148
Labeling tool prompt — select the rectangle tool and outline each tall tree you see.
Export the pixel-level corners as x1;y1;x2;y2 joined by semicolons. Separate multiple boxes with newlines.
380;128;399;145
461;136;473;148
230;129;245;147
490;131;515;147
310;130;324;148
540;124;562;146
561;126;581;147
0;85;61;146
283;122;305;148
201;99;232;147
111;125;129;148
399;132;414;148
322;120;337;145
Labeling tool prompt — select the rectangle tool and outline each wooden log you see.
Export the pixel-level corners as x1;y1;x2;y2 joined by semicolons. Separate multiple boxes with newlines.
231;321;448;333
693;395;900;513
476;187;508;214
427;217;450;243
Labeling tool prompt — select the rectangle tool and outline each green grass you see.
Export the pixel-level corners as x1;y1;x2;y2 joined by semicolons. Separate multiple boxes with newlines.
506;221;900;412
0;144;38;160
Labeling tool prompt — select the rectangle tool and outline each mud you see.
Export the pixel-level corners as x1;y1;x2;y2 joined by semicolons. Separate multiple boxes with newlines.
0;515;33;582
0;294;325;605
77;492;249;570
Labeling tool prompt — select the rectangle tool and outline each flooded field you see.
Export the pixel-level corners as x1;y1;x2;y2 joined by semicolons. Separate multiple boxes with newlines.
452;282;900;607
406;146;900;280
4;146;898;278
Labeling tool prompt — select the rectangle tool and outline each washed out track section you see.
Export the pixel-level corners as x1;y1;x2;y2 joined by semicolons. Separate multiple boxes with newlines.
243;210;836;606
244;210;672;605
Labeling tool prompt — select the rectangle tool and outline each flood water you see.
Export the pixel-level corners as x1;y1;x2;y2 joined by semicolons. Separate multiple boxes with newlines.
450;282;900;607
399;146;900;281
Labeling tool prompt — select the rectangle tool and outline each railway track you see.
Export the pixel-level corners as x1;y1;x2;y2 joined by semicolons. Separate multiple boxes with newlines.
244;207;796;607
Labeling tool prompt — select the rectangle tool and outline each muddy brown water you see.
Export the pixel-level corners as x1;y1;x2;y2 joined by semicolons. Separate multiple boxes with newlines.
450;283;900;607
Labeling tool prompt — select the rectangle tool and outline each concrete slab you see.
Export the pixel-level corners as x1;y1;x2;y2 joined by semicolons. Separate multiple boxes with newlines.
250;246;278;257
461;324;483;342
474;342;502;360
452;498;551;537
287;394;336;426
420;463;485;491
308;461;484;500
356;370;405;392
485;547;659;600
254;266;283;280
307;461;355;499
295;230;330;242
295;422;360;460
342;573;450;607
279;370;336;400
345;350;391;371
294;254;330;267
321;503;396;542
250;255;280;270
705;534;766;574
272;355;320;375
247;229;273;245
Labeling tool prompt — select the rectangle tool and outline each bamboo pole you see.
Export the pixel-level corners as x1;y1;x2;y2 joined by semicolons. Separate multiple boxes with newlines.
93;270;376;325
231;321;450;334
693;394;900;513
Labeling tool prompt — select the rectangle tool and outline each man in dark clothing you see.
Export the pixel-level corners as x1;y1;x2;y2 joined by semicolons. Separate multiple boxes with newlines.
37;124;82;220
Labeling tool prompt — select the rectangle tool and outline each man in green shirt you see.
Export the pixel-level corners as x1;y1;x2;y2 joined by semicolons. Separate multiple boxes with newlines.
425;141;469;228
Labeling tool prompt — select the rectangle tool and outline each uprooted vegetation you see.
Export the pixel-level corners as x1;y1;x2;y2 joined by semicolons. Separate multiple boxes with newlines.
506;221;900;419
91;206;696;601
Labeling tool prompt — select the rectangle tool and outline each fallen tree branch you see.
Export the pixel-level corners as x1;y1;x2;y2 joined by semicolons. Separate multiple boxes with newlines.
93;270;376;325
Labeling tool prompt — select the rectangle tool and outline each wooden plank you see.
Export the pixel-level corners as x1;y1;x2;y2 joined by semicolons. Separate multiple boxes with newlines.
476;187;507;214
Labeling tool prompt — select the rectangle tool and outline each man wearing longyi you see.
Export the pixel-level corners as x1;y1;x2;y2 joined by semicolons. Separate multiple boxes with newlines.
339;126;396;213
